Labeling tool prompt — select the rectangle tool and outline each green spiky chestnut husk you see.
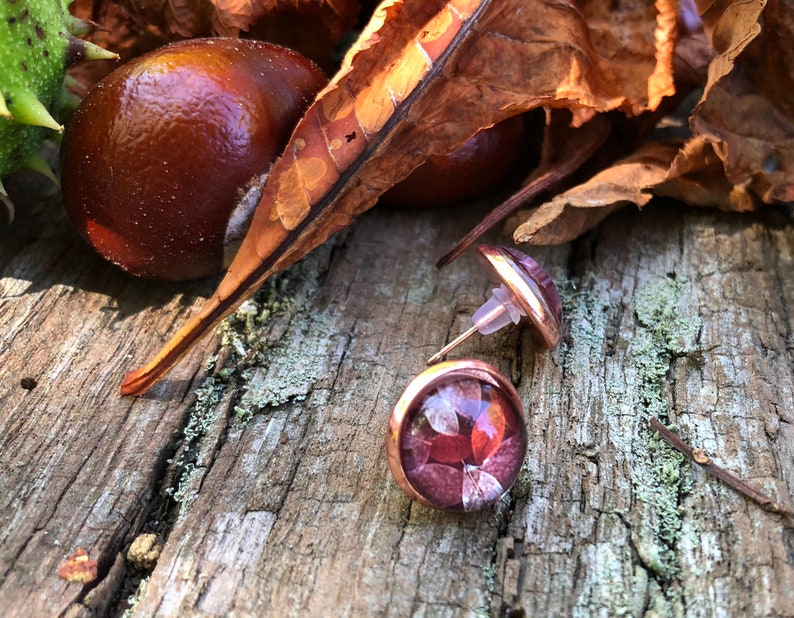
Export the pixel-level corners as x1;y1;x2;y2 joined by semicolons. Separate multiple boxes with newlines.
0;0;117;218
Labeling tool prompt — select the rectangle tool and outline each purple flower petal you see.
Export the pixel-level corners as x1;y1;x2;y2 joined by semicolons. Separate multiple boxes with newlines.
401;434;431;472
480;434;526;486
407;463;465;509
438;379;483;422
462;468;505;511
421;393;459;436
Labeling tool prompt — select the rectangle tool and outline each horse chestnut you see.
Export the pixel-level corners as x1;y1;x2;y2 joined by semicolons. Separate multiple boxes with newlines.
381;115;526;209
60;38;326;281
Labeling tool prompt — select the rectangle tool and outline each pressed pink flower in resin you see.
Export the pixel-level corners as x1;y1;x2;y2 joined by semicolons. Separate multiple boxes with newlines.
387;360;527;511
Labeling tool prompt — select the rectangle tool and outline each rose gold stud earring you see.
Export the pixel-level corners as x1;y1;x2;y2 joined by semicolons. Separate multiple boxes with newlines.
386;359;527;511
386;245;562;511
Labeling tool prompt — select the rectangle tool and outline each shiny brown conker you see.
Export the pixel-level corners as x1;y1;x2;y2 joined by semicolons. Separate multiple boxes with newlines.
381;115;526;209
60;38;327;281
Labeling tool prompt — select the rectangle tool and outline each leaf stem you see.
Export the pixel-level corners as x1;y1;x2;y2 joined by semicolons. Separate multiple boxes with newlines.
436;115;611;268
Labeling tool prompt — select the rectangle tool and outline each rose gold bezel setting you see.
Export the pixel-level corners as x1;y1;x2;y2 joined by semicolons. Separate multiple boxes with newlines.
386;359;526;510
476;244;562;350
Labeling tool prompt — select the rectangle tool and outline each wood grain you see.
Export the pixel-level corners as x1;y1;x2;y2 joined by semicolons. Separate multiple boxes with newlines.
1;171;793;616
0;173;219;615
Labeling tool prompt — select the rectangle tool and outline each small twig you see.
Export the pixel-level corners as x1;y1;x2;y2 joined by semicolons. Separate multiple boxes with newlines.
436;166;569;268
649;417;794;520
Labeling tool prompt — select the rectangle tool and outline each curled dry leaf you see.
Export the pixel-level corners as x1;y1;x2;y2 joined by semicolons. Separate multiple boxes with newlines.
120;0;676;394
513;141;682;245
663;136;758;212
578;0;677;114
689;0;794;203
513;0;793;245
437;0;684;256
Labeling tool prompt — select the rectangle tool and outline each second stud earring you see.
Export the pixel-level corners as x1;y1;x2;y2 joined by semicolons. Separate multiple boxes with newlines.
427;245;563;364
386;245;563;512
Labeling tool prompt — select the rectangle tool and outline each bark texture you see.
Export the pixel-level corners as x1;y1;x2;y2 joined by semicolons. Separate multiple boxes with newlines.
1;172;793;617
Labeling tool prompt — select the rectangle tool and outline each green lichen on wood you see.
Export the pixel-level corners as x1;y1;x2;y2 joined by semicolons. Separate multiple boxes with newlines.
561;284;611;374
217;250;340;421
158;248;340;521
572;537;651;618
570;275;702;616
627;277;700;587
164;376;225;507
121;575;148;618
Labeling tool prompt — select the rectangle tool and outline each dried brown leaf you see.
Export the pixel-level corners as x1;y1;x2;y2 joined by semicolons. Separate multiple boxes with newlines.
511;0;792;245
513;141;683;245
69;0;166;88
73;0;360;69
212;0;361;69
220;0;630;279
661;136;758;211
213;0;359;36
688;0;794;204
578;0;677;114
696;0;764;95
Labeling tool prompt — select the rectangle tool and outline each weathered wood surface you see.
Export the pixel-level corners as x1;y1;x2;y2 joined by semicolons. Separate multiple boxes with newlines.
1;170;793;617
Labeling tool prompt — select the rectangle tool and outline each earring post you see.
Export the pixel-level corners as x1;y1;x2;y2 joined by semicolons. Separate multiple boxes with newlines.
427;325;479;365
